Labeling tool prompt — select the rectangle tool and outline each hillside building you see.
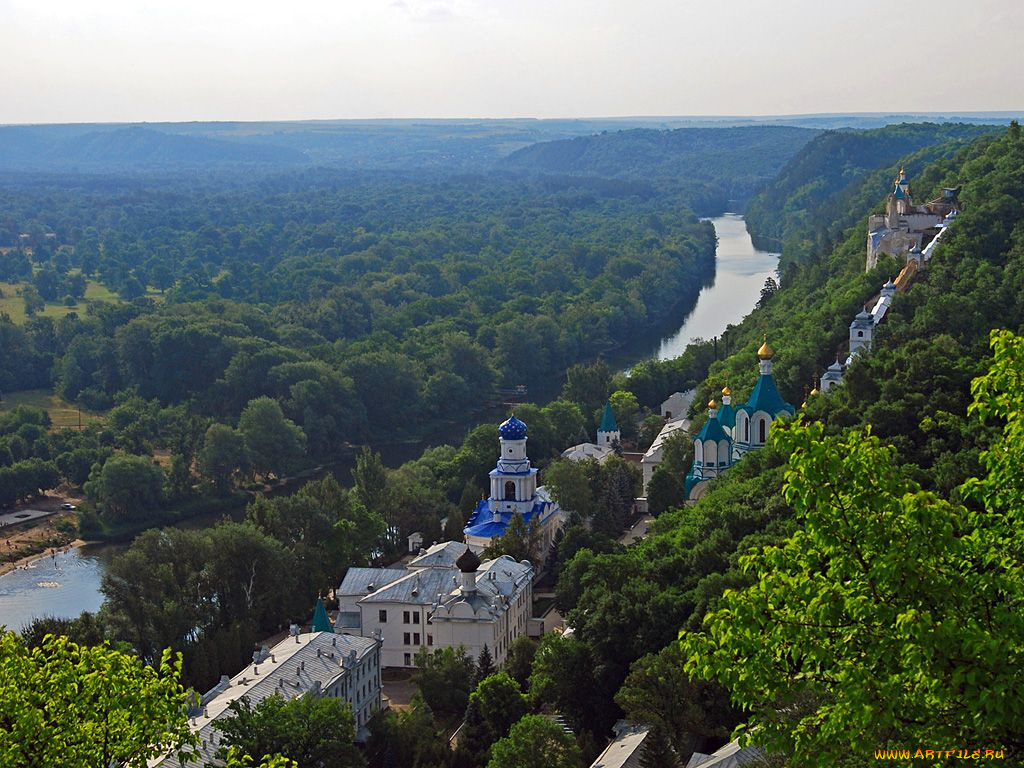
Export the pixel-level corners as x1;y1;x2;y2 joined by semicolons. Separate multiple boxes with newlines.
463;414;562;556
335;541;533;668
866;167;958;271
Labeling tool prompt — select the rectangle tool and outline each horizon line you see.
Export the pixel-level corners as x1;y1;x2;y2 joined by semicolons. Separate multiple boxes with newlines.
3;110;1024;129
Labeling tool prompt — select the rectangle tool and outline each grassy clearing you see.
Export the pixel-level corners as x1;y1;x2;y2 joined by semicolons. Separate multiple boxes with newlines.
0;389;105;429
0;279;161;324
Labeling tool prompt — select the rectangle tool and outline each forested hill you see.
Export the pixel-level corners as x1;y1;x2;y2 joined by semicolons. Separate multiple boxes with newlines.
498;126;819;205
553;124;1024;764
744;122;998;269
0;118;810;174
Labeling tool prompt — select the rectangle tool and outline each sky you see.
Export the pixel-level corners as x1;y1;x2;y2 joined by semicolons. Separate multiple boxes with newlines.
0;0;1021;123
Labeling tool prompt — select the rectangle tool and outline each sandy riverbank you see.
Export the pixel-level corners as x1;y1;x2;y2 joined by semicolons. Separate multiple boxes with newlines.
0;537;89;578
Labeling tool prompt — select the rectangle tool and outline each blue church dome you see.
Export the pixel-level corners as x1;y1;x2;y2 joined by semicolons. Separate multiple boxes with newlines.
499;414;528;439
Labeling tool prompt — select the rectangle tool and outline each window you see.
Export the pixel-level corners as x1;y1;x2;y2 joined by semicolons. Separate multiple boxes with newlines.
403;632;410;645
427;634;433;646
759;419;766;444
413;632;421;645
504;480;516;500
404;653;411;666
857;331;864;338
412;613;420;624
403;610;410;624
378;610;387;623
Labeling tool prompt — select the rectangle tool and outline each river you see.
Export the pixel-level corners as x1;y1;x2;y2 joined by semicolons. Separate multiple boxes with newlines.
653;212;778;360
0;214;777;631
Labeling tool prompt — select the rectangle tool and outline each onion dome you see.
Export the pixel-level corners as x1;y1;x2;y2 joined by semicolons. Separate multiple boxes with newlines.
707;399;716;409
498;414;528;440
456;547;481;573
757;340;775;360
721;385;731;397
810;387;819;396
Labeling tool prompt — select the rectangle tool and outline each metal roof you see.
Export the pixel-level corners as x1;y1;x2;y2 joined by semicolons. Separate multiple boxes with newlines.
151;632;378;767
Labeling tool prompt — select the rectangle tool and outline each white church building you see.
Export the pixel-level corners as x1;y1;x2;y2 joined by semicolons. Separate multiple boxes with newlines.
335;541;533;668
463;414;562;557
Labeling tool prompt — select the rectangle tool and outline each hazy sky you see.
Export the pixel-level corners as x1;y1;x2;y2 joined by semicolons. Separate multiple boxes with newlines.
1;0;1021;123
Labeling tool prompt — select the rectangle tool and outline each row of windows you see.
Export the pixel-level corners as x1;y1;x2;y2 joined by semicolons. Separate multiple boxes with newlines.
378;609;424;624
402;632;434;646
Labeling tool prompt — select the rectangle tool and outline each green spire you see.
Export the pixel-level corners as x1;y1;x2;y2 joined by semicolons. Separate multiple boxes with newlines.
311;597;332;633
599;401;618;433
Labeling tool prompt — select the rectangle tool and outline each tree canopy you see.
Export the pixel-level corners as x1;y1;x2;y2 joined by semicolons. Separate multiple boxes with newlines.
0;632;194;768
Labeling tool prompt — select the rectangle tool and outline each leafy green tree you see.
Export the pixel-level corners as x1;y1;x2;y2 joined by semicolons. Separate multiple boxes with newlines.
615;643;736;760
561;359;611;421
237;396;306;479
0;632;195;768
246;476;383;603
84;453;165;521
222;747;298;768
471;672;529;750
214;693;363;768
200;423;249;493
529;632;609;737
503;635;538;689
411;646;476;724
607;390;640;440
486;714;582;768
482;512;539;563
543;459;596;522
365;696;449;768
541;399;587;448
20;611;106;649
682;331;1024;765
352;447;397;555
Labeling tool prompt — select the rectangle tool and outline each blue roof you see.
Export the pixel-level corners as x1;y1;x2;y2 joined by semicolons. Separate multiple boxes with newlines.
499;414;528;440
463;496;557;539
599;401;618;433
893;185;905;199
738;374;795;418
696;414;730;443
717;402;736;429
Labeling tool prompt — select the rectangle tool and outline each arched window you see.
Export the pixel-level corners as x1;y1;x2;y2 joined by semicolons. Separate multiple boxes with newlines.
857;331;864;338
759;418;766;444
504;481;516;501
744;417;750;442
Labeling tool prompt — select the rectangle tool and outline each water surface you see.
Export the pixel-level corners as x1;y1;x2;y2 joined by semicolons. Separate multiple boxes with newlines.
653;213;778;360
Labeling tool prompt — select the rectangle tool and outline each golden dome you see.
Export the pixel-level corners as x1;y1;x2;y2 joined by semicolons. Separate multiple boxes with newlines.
721;385;731;396
707;399;716;409
757;339;775;360
810;387;819;396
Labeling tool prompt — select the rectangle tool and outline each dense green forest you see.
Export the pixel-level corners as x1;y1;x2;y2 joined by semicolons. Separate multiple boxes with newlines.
0;170;715;517
500;125;819;204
